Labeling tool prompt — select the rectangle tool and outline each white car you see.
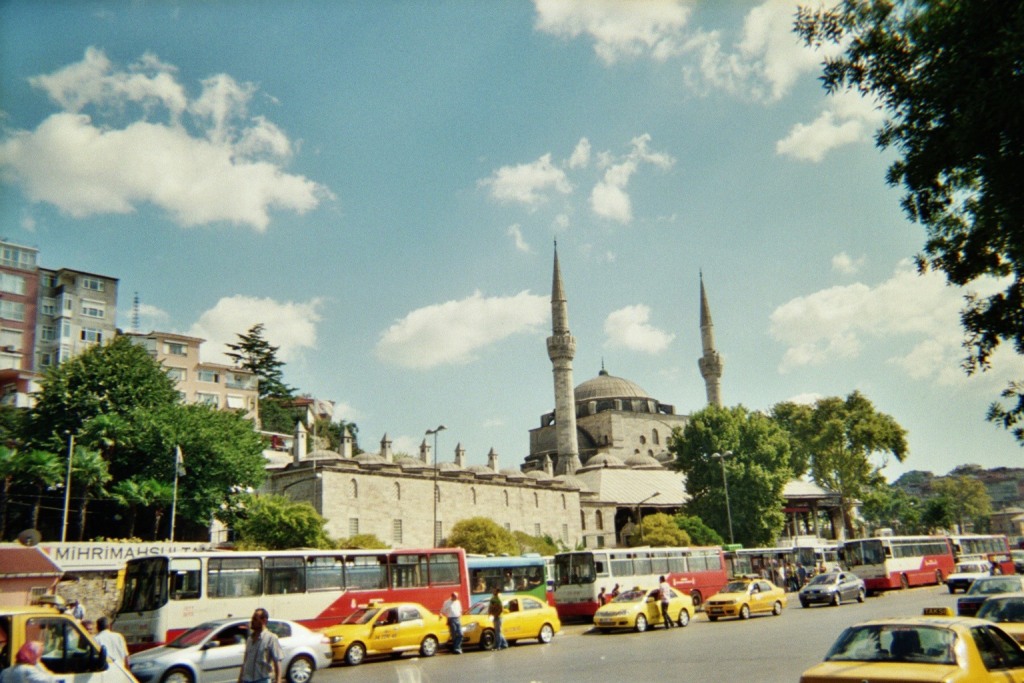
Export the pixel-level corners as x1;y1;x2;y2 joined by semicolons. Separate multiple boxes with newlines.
946;560;992;593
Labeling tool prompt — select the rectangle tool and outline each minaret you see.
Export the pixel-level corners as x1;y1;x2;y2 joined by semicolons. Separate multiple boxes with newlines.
547;244;582;475
698;272;723;407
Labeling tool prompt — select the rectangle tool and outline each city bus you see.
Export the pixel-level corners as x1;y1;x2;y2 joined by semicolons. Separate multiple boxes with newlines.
948;534;1015;574
552;546;728;618
114;547;470;652
841;535;955;593
466;554;550;605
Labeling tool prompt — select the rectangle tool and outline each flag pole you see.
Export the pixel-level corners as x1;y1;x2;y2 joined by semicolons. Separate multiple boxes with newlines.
170;446;182;542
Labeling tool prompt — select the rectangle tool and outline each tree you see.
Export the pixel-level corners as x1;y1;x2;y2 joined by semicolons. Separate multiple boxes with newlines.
628;513;691;547
773;391;907;538
796;2;1024;442
233;494;333;549
226;324;293;400
69;446;111;541
674;514;724;547
0;446;16;538
513;531;560;556
670;405;792;547
447;517;519;555
336;534;389;549
859;484;923;535
12;449;63;533
930;476;993;533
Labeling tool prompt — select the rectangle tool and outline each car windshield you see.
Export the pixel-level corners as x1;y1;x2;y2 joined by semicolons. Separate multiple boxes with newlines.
722;581;750;593
977;598;1024;623
342;607;381;625
806;574;837;586
166;623;220;649
954;563;987;573
611;590;647;603
968;578;1021;595
825;625;956;664
468;601;493;615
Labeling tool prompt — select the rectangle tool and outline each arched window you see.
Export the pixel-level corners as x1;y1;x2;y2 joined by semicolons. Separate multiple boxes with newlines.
561;494;567;510
503;490;509;506
394;482;401;500
349;479;358;498
639;435;647;445
596;510;604;530
534;492;539;507
652;429;660;445
580;511;586;530
471;487;477;505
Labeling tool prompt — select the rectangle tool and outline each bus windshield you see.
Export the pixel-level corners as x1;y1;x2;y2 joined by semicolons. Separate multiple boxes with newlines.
121;557;169;613
844;540;885;567
554;553;595;585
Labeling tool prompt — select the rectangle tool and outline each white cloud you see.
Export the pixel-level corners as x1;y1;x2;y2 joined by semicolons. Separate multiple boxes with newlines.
776;88;884;162
0;48;328;231
603;304;675;353
769;260;1024;388
478;153;572;206
188;295;323;365
507;224;531;253
568;137;591;169
831;251;865;275
533;0;691;65
590;134;674;224
785;392;822;406
375;291;548;369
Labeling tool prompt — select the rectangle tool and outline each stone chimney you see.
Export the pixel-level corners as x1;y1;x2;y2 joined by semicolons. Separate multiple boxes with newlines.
542;453;553;477
380;433;393;462
487;448;499;472
341;426;353;458
454;442;466;468
419;439;430;464
293;421;307;463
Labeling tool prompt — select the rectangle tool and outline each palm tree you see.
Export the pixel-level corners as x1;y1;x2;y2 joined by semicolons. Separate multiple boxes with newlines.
110;478;148;538
70;446;111;540
13;449;64;533
0;445;17;538
143;479;174;541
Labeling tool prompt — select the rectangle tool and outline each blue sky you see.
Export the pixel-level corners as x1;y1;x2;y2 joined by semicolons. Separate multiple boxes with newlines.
1;1;1020;481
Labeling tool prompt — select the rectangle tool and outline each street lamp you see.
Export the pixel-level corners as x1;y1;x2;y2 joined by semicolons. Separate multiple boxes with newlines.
636;492;660;543
713;451;734;545
426;425;446;547
61;434;74;543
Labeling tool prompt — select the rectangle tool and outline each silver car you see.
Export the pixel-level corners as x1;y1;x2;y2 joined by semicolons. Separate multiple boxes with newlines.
128;618;332;683
798;571;866;607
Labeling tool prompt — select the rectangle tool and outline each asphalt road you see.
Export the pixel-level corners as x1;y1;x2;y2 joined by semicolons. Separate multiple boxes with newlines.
310;584;962;683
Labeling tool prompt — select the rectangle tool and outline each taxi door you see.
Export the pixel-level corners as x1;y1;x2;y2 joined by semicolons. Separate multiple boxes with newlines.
645;594;662;626
367;608;401;653
751;582;771;614
502;600;525;640
25;614;136;683
396;606;426;651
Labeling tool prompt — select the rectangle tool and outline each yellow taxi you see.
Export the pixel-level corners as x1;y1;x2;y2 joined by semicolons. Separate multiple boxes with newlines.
705;577;786;621
320;602;449;666
1;604;136;683
592;586;694;632
977;593;1024;645
800;611;1024;682
460;595;561;649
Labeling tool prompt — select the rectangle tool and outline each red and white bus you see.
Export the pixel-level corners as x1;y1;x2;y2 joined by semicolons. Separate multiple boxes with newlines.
949;534;1015;574
841;535;955;593
114;547;470;652
552;546;728;618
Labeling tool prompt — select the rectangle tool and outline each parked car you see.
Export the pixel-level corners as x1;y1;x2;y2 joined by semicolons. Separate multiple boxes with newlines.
976;592;1024;645
705;578;786;622
321;602;449;666
461;595;560;648
957;576;1024;617
1012;550;1024;574
799;571;866;608
592;586;694;632
946;560;994;593
127;618;331;683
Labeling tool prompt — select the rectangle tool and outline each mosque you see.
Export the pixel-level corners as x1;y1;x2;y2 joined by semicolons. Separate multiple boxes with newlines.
267;248;841;549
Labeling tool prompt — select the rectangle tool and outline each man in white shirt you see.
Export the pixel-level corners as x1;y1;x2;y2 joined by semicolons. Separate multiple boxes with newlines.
94;617;129;668
658;576;674;629
440;592;463;654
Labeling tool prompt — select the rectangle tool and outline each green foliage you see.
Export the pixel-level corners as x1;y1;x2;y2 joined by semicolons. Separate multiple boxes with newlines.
335;534;389;549
860;484;923;535
921;496;957;534
447;516;518;555
796;1;1024;442
674;514;724;547
670;405;792;547
513;530;560;556
232;494;333;549
772;391;907;538
628;513;691;547
257;398;297;435
226;323;293;400
69;446;111;541
930;476;993;533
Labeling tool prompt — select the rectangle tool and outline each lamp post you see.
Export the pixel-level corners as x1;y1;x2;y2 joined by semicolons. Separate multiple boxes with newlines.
61;434;74;543
636;492;660;543
713;451;734;545
426;425;446;547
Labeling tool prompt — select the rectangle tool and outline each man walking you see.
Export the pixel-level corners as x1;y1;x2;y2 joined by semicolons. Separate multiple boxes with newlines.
488;587;508;650
237;608;282;683
441;591;463;654
94;617;129;668
658;576;674;628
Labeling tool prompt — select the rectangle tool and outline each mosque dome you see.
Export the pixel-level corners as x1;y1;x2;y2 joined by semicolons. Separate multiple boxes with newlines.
354;453;388;465
575;369;651;403
580;453;626;471
553;474;589;491
525;470;551;481
501;468;528;481
307;449;340;461
623;452;664;469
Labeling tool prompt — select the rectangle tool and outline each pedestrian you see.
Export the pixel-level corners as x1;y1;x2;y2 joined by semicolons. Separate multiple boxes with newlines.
610;583;620;599
94;616;129;669
68;599;85;621
0;642;54;683
488;587;508;650
658;576;673;628
237;608;282;683
440;591;463;655
597;587;607;606
797;563;808;589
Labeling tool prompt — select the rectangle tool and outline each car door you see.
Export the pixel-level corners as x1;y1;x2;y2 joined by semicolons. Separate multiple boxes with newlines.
645;591;662;625
367;608;401;653
753;582;772;613
199;623;248;683
396;606;425;651
24;614;133;683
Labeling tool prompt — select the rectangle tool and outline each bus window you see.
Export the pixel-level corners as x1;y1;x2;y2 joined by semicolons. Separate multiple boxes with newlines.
306;555;344;591
169;558;201;600
346;555;388;590
265;557;305;595
208;558;261;598
391;554;428;588
429;553;461;585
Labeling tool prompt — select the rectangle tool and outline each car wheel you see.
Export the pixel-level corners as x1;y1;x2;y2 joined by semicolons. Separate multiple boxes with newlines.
538;623;554;644
708;615;718;622
344;642;366;666
420;635;439;657
831;592;841;607
772;601;783;616
690;591;703;611
739;604;750;620
480;629;496;650
900;574;910;590
161;667;194;683
857;589;866;603
634;614;648;632
677;609;690;627
286;655;315;683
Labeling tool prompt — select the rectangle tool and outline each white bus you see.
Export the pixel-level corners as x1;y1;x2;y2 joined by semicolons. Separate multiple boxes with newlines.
842;535;955;593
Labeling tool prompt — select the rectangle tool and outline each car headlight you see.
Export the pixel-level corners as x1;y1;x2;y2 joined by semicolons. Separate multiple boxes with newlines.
329;635;345;645
129;661;156;672
463;623;479;633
